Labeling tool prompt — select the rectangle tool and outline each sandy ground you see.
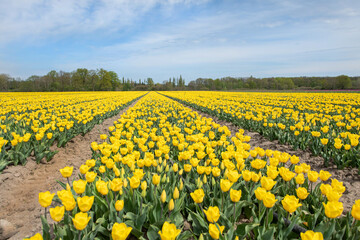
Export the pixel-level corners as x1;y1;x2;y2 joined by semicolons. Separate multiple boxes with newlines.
0;100;140;240
188;106;360;213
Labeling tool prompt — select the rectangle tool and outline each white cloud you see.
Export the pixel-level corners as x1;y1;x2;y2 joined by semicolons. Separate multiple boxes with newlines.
0;0;207;44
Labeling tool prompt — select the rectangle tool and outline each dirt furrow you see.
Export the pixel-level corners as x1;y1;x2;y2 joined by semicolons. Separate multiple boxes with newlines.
0;98;141;240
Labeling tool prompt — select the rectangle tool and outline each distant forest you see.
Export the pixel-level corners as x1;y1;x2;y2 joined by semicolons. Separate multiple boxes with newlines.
0;68;359;92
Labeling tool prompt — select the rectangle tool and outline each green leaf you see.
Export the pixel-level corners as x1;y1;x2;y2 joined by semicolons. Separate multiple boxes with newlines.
41;215;51;240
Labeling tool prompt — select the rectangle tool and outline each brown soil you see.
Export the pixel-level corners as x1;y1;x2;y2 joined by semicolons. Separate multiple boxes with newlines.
189;106;360;213
0;100;140;240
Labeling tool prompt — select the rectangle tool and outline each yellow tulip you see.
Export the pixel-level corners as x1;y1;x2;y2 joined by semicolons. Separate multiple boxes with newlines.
173;187;180;200
59;166;73;178
296;187;309;200
38;191;55;208
323;201;343;218
300;230;324;240
49;206;65;222
72;212;91;231
158;222;181;240
112;222;132;240
230;189;242;202
260;176;276;191
85;171;97;183
23;233;43;240
262;192;278;208
96;180;109;195
208;223;225;240
115;200;124;211
73;179;87;195
319;170;332;181
204;206;220;223
129;176;140;189
254;187;267;201
281;195;302;213
220;179;233;192
110;178;123;192
160;190;167;203
77;196;94;212
169;199;174;211
351;200;360;220
152;174;160;185
190;189;205;204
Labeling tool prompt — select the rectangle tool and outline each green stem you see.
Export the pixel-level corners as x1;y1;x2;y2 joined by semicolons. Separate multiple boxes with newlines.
78;231;81;240
221;191;224;212
233;202;236;224
44;207;47;220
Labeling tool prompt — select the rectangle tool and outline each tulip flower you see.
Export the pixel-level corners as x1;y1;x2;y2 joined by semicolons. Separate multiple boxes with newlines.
158;222;181;240
230;189;242;203
72;212;91;231
220;179;233;192
73;179;87;195
296;187;309;200
115;200;124;211
77;196;94;212
209;223;225;240
49;206;65;222
59;166;73;178
300;230;323;240
204;206;220;223
112;222;132;240
38;191;55;208
323;201;343;218
262;192;278;208
23;233;43;240
351;200;360;220
190;189;205;204
281;195;302;214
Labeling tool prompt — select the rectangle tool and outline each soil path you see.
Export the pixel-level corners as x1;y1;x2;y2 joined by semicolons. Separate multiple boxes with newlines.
177;101;360;213
0;98;141;240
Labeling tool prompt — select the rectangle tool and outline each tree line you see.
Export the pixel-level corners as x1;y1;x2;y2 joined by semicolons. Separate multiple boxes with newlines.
187;75;359;91
0;68;359;91
0;69;186;92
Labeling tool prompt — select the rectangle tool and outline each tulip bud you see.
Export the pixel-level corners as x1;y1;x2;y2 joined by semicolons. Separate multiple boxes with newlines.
220;162;225;170
141;189;147;198
173;187;179;200
203;175;207;184
121;168;125;178
212;177;216;186
169;199;174;211
160;190;167;203
199;234;204;240
178;169;183;176
141;181;147;190
159;158;163;164
165;165;169;172
157;165;162;173
179;179;184;191
161;174;167;183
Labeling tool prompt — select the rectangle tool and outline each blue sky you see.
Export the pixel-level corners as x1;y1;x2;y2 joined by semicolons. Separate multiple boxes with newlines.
0;0;359;83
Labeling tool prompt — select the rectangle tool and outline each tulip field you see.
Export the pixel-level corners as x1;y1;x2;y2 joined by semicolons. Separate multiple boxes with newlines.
14;91;359;240
0;92;145;172
163;91;360;170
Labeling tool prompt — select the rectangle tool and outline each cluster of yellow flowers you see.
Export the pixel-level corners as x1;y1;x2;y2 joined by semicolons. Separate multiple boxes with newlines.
27;92;359;240
164;91;360;168
0;92;144;169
